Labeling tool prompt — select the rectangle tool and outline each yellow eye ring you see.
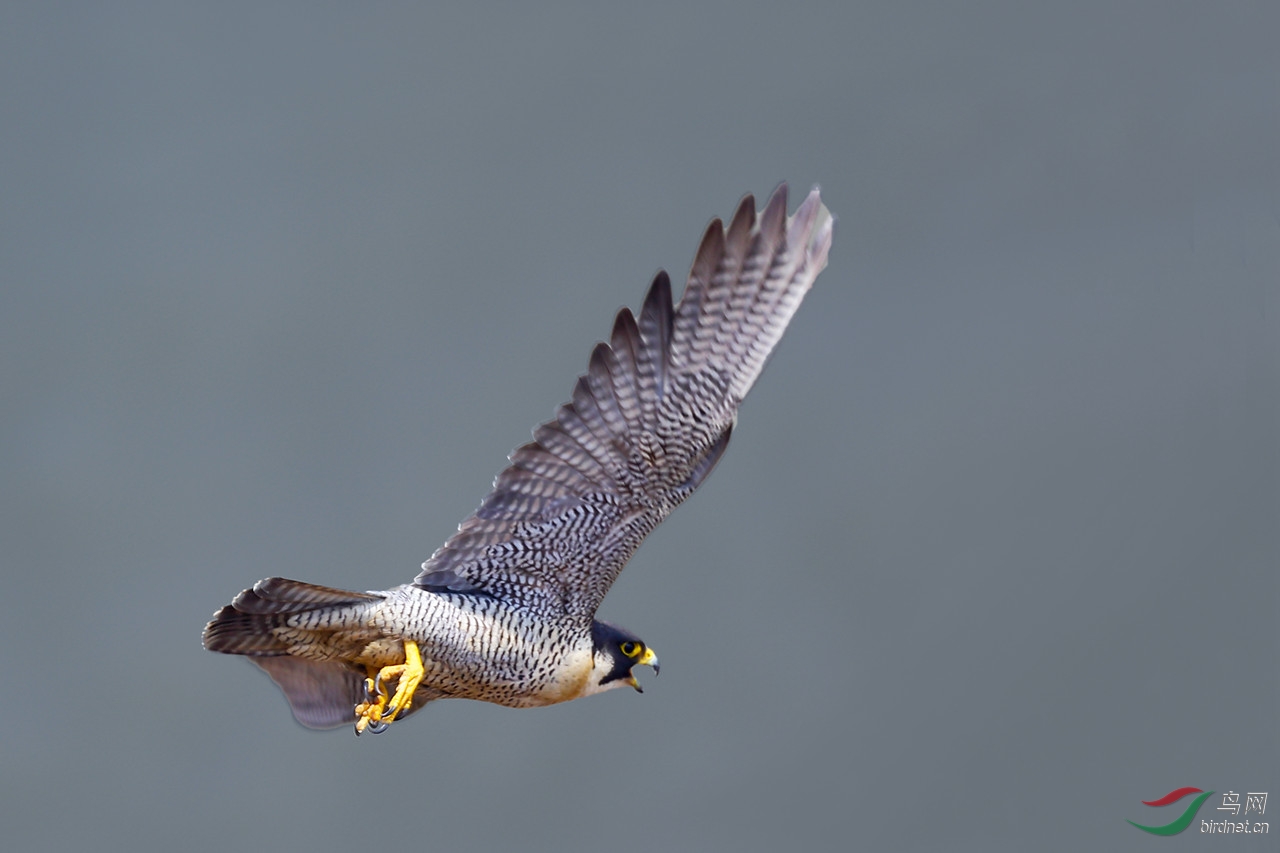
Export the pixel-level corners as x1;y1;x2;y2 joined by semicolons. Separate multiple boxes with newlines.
620;641;641;658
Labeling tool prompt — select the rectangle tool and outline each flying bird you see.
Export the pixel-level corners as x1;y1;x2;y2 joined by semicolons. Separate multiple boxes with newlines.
203;184;834;733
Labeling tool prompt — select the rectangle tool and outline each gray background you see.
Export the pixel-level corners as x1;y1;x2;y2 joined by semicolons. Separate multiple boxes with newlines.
2;3;1275;851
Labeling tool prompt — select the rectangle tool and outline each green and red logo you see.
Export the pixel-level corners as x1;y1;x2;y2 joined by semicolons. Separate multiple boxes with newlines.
1127;787;1214;835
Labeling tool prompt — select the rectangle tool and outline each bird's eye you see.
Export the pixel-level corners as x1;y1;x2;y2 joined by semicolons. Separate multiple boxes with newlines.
620;641;641;658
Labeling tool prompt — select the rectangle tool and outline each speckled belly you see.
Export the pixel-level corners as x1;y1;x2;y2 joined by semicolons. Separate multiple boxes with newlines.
363;586;597;707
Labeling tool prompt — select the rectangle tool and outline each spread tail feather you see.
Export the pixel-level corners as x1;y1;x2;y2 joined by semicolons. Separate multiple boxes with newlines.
201;577;383;655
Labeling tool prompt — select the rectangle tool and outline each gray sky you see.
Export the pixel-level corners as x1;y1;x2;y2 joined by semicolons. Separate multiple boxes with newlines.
2;3;1276;851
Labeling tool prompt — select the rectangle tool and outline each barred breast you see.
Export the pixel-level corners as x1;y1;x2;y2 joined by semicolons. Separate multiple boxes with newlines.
370;585;598;707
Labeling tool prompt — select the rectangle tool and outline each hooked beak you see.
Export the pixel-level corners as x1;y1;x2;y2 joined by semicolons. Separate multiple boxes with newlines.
628;646;660;692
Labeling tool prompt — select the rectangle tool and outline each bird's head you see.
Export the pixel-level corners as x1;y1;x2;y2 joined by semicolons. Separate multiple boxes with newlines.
584;620;660;696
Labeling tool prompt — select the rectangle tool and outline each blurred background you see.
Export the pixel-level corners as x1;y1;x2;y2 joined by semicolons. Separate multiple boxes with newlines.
2;3;1275;850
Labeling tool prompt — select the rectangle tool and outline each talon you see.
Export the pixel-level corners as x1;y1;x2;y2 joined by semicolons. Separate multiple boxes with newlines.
354;676;391;735
351;640;424;737
383;640;424;723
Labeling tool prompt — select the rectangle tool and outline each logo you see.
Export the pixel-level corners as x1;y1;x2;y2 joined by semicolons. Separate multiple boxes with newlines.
1127;787;1269;836
1128;788;1215;836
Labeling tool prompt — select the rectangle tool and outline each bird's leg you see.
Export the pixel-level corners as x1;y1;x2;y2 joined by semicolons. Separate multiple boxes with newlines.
353;640;424;735
382;640;424;722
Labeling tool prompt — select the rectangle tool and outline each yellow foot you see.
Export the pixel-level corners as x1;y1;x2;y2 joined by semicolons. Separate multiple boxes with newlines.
353;681;390;735
354;640;424;735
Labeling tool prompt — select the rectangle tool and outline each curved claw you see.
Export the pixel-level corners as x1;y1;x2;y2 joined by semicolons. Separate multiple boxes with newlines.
352;642;425;738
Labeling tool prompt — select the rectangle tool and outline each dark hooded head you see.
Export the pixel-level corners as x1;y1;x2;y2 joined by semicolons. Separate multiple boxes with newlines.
582;619;660;696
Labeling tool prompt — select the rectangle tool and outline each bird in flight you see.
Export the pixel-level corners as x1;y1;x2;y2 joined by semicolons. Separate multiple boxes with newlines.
203;184;834;734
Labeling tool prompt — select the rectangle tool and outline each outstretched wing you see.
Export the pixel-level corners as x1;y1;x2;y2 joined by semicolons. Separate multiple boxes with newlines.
414;185;834;617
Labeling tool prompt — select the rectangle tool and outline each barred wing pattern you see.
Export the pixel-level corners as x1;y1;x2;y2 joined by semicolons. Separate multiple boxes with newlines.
414;185;833;617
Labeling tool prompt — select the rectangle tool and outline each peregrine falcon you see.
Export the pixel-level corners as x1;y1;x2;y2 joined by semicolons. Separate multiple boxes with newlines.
203;184;834;734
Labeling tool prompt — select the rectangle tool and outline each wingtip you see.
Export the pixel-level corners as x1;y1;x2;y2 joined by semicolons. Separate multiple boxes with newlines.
764;181;789;211
783;184;834;264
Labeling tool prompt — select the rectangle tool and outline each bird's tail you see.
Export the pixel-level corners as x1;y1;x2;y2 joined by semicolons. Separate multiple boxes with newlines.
202;576;383;655
203;577;385;729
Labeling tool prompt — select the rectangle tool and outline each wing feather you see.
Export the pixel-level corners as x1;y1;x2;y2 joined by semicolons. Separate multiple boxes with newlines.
414;185;833;617
634;271;674;432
